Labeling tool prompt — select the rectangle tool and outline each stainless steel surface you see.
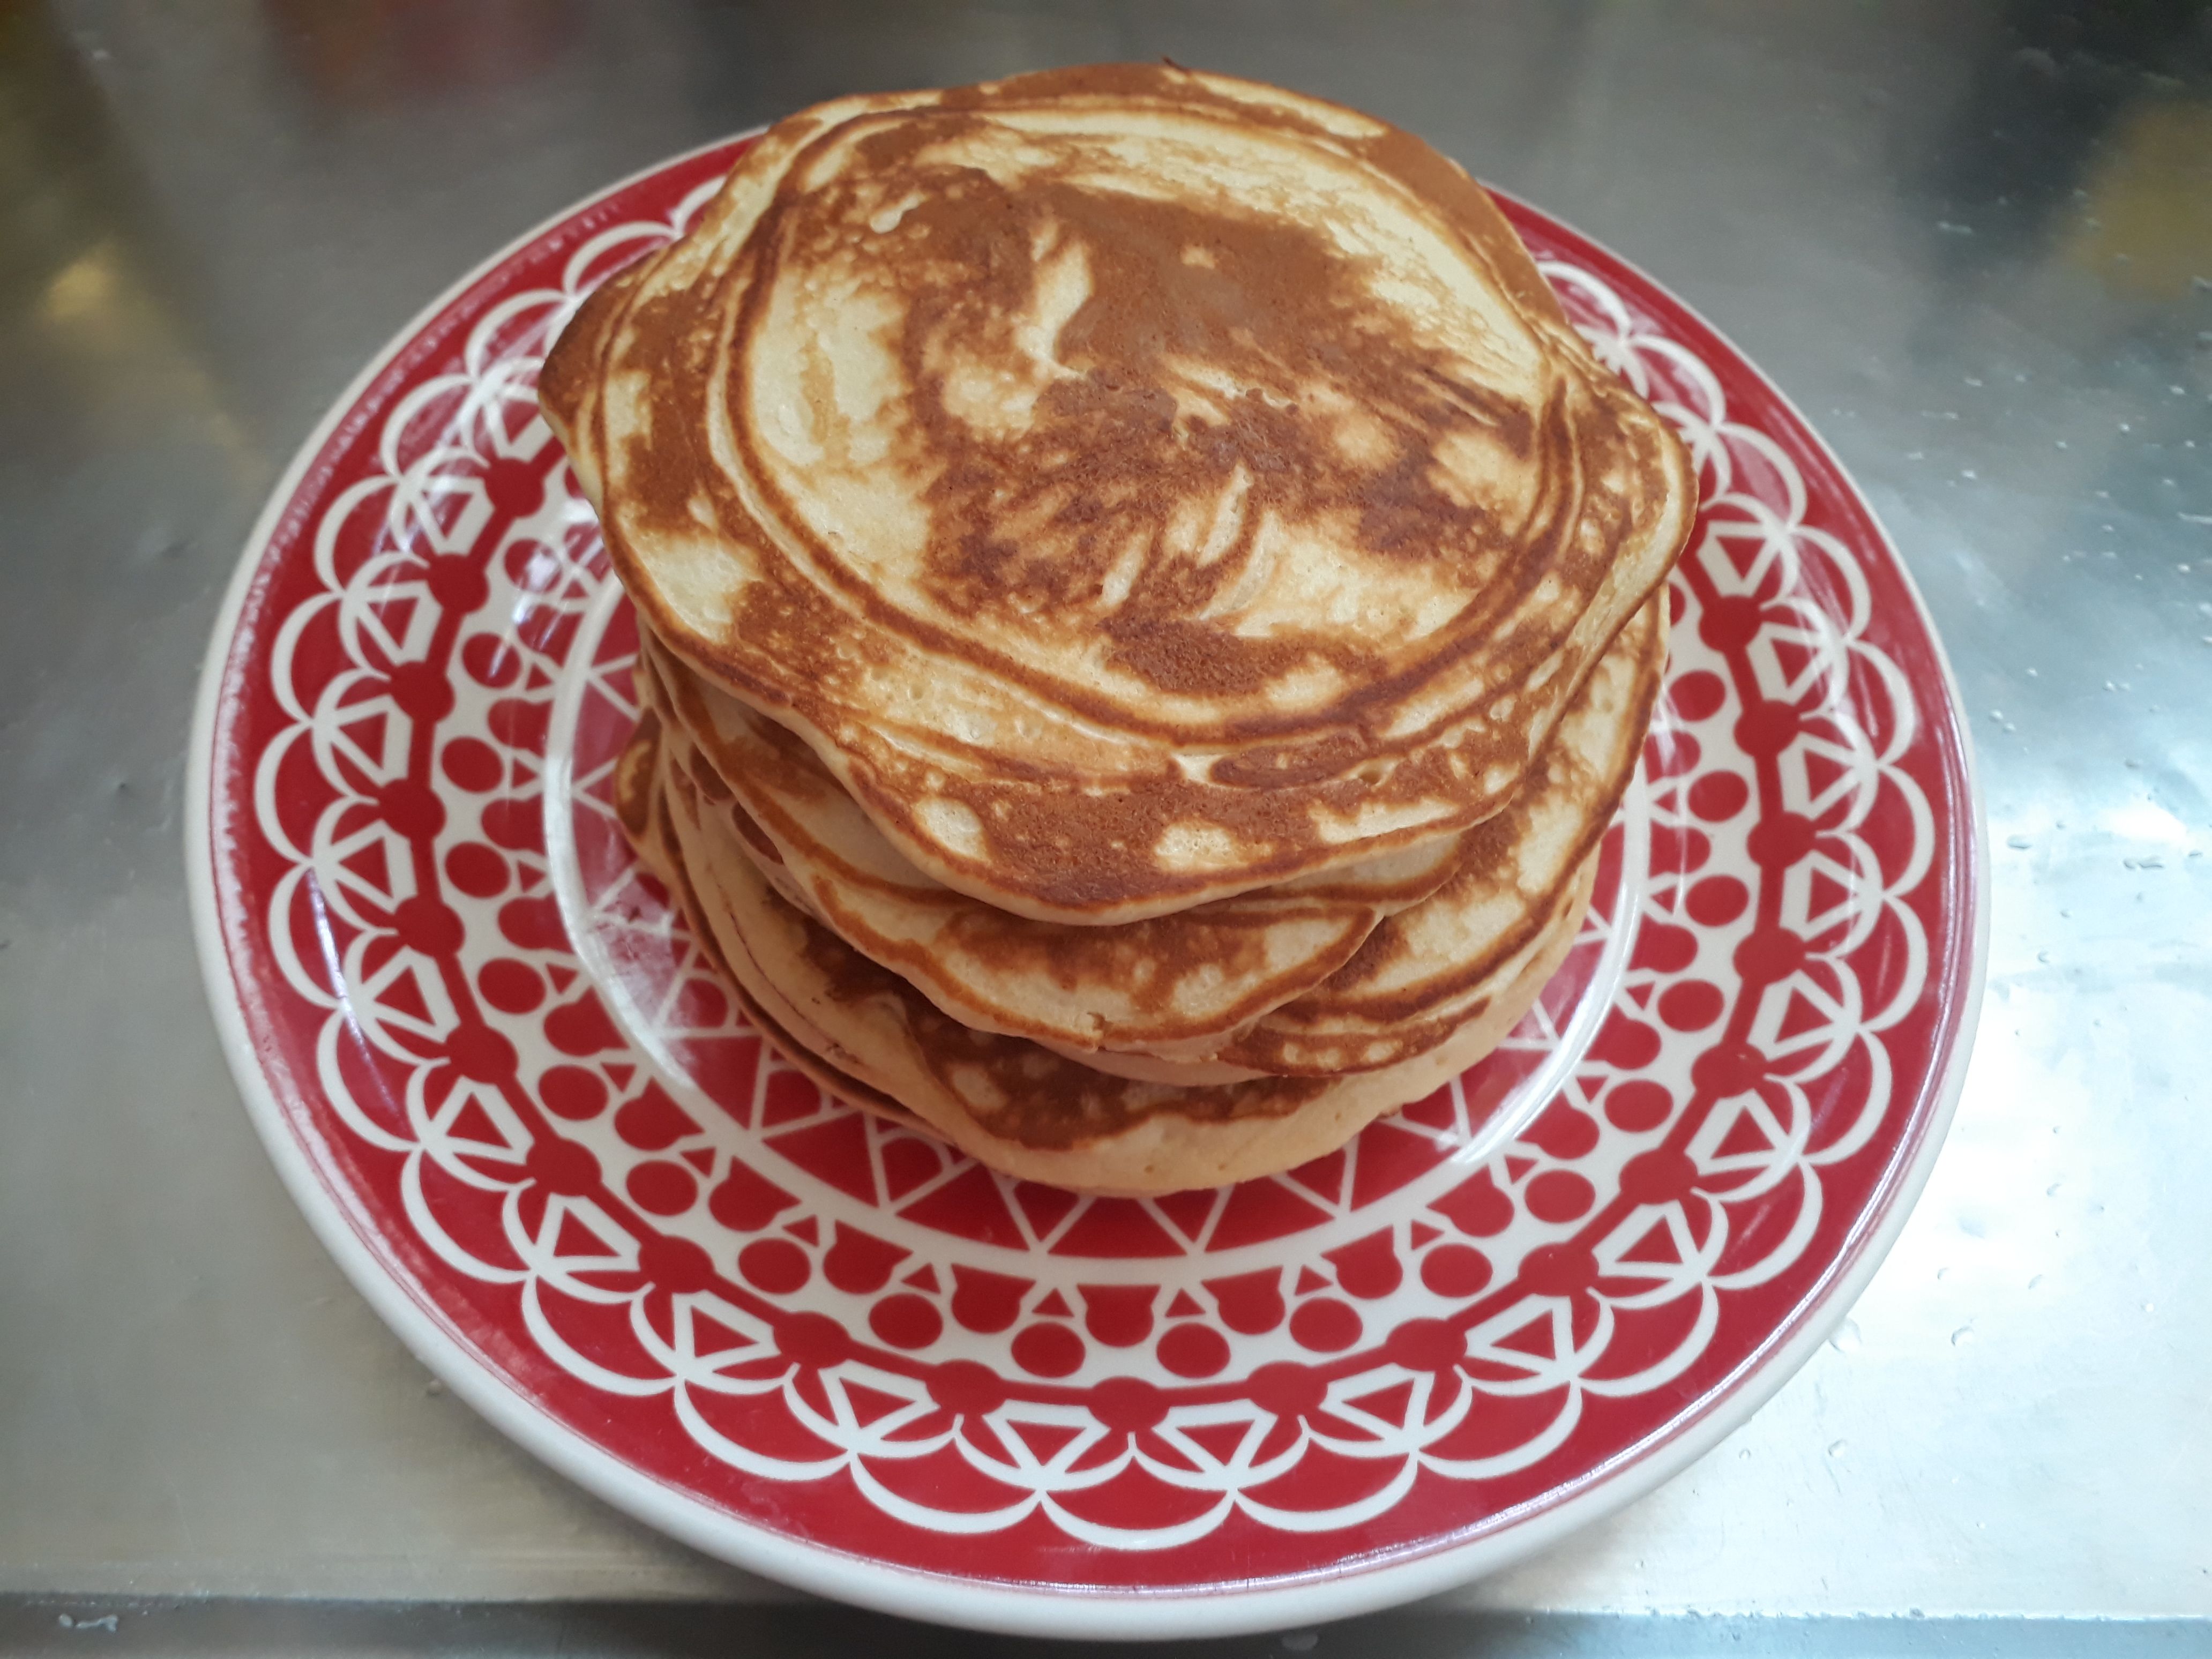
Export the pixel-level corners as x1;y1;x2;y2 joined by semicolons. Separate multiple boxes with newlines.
3;0;2208;1629
4;1601;2210;1658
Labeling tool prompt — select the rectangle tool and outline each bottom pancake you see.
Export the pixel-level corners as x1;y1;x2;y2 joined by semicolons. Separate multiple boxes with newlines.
646;724;1593;1195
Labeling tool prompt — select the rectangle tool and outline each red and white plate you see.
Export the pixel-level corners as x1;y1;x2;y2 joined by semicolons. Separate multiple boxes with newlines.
188;139;1984;1638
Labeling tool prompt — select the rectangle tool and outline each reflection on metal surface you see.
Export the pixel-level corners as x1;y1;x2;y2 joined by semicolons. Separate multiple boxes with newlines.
2062;100;2212;297
0;1596;2204;1657
39;241;122;325
0;0;259;479
262;0;581;106
1906;0;2212;277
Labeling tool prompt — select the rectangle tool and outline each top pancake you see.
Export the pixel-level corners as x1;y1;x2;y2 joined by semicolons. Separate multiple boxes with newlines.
541;63;1695;924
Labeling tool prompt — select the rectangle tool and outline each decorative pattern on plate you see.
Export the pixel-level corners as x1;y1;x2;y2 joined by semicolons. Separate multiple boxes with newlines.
197;140;1975;1598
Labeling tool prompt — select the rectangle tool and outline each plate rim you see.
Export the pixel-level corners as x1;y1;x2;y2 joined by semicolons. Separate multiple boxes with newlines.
184;138;1990;1640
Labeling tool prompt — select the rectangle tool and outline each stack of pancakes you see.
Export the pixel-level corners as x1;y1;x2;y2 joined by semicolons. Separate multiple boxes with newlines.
541;65;1694;1195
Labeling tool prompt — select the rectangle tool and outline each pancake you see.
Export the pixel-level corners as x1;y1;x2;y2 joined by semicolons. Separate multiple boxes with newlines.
642;722;1588;1195
1030;592;1658;1084
639;589;1656;1073
542;64;1697;924
620;722;923;1130
1213;592;1662;1074
634;623;1462;1060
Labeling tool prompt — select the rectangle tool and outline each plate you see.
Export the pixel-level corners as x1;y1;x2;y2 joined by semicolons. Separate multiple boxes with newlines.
186;138;1985;1638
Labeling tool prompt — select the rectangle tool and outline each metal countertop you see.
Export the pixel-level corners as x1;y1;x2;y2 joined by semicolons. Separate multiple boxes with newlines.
2;0;2208;1642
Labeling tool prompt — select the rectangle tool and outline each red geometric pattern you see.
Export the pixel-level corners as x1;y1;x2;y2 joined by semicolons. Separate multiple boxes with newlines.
195;141;1977;1594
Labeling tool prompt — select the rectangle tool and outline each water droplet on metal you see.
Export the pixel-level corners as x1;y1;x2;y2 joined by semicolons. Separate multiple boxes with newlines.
1950;1326;1976;1347
1828;1319;1864;1355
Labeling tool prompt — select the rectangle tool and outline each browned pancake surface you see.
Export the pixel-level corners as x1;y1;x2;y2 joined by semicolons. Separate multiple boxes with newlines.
544;64;1695;923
